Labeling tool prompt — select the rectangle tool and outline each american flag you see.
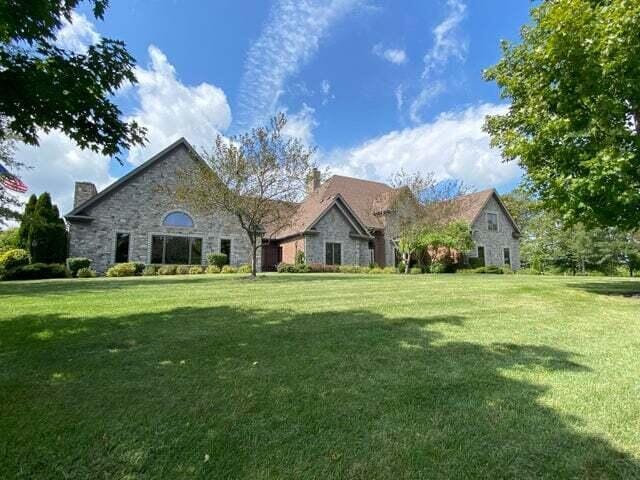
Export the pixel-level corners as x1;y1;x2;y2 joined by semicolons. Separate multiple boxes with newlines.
0;164;28;193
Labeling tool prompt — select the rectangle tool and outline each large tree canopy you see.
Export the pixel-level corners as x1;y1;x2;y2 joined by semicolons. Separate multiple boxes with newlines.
0;0;146;158
484;0;640;230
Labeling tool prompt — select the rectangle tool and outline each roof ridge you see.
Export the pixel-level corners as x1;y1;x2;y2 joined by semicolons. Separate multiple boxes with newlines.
328;174;393;188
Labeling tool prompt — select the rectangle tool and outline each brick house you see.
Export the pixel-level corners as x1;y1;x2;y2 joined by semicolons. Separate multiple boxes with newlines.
65;138;521;272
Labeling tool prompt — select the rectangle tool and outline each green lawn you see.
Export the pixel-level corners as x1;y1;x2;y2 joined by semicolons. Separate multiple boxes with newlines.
1;274;639;479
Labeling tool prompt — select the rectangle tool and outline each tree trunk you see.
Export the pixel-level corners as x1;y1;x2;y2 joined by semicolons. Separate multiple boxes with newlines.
250;235;257;278
403;252;410;274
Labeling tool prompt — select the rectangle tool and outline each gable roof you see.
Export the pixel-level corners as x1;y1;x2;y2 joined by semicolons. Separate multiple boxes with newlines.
65;137;200;218
272;191;373;240
434;188;521;234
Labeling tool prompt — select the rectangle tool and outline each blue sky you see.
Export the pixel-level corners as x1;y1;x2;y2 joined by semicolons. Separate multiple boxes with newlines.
15;0;533;214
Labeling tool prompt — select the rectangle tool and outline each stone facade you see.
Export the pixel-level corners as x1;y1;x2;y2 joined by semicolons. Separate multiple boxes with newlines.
304;206;371;266
68;143;260;273
468;196;521;269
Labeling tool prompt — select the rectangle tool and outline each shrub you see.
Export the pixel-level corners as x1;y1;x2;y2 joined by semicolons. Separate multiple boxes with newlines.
66;257;92;277
409;267;423;275
3;263;67;281
132;262;145;275
221;265;237;274
277;262;296;273
468;257;484;269
295;263;310;273
237;264;252;274
77;267;97;278
205;265;221;274
176;265;191;275
382;267;397;274
471;265;504;274
338;265;361;273
0;249;30;270
158;265;177;275
142;265;158;276
307;263;325;273
189;266;204;274
368;267;384;274
429;261;447;274
207;253;228;269
294;250;305;265
502;266;514;275
106;262;138;277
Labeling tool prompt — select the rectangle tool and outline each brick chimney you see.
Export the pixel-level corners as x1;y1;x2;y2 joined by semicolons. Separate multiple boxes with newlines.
307;168;321;194
74;182;97;208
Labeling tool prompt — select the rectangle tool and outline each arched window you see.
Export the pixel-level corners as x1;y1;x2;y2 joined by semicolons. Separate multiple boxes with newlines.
163;211;194;228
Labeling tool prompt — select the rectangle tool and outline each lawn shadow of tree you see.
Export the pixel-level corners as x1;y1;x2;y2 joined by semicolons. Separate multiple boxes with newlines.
0;306;638;479
568;280;640;298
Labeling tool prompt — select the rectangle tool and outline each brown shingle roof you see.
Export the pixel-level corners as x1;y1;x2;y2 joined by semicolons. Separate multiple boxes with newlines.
271;175;396;239
431;188;521;233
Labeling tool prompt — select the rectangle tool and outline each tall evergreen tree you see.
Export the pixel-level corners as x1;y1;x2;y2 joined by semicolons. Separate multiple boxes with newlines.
18;194;36;249
20;193;67;263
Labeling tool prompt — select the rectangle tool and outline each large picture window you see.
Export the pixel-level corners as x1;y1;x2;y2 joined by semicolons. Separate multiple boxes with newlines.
503;248;511;266
325;242;341;265
115;233;130;263
151;235;202;264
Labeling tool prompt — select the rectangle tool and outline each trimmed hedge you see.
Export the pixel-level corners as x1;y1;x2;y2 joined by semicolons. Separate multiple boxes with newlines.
106;263;138;277
221;265;237;274
77;267;97;278
207;253;228;269
176;265;191;275
142;265;159;276
66;257;91;277
189;266;204;274
2;263;67;280
206;265;221;274
158;265;177;275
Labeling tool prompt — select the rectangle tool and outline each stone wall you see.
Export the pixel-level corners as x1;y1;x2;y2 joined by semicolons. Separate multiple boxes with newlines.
304;206;370;266
68;144;260;273
469;195;521;269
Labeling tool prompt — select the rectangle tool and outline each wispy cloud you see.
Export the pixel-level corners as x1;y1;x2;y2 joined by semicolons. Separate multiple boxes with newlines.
236;0;360;129
372;43;408;65
409;0;468;123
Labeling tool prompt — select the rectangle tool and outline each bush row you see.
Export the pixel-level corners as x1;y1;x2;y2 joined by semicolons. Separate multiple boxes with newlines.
276;262;397;274
106;262;252;277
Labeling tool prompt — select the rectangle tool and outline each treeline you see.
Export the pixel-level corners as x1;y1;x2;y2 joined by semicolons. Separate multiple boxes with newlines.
503;188;640;277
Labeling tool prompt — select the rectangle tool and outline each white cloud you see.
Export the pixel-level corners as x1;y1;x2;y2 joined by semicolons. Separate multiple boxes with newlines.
372;44;408;65
325;103;521;190
125;45;232;165
55;12;100;53
13;131;114;216
320;79;335;105
283;104;318;146
236;0;361;129
409;0;468;123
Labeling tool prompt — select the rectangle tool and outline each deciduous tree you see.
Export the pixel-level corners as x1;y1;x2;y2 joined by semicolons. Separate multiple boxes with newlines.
173;114;316;277
0;0;146;158
484;0;640;229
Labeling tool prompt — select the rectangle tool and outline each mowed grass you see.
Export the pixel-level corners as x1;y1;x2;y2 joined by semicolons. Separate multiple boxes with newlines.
1;274;639;479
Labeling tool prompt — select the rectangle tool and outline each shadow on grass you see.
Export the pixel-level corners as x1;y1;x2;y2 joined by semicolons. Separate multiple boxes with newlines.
568;280;640;298
0;273;378;298
0;306;637;479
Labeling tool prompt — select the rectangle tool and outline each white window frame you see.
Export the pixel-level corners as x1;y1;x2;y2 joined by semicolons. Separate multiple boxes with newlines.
324;241;343;266
486;211;499;232
113;231;132;264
